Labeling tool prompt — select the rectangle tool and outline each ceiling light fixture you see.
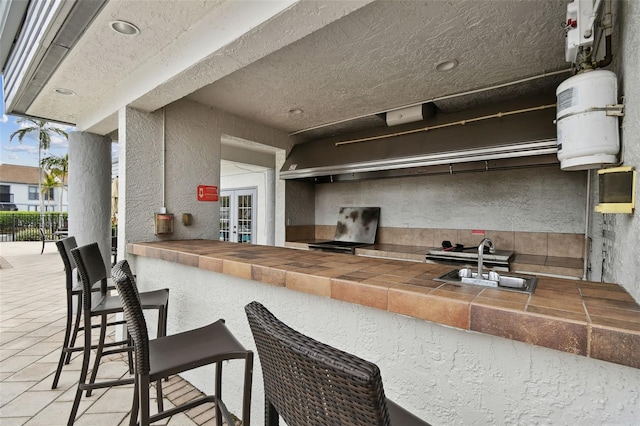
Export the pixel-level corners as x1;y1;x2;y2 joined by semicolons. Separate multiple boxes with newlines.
289;108;303;115
435;59;458;72
54;88;76;96
109;20;140;36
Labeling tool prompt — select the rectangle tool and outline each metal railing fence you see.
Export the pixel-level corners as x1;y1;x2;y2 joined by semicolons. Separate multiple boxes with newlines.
0;212;68;242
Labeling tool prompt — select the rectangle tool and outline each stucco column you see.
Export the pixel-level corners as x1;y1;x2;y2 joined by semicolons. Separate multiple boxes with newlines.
68;131;112;272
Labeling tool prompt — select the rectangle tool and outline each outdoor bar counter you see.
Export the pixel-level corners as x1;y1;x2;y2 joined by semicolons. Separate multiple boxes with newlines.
127;239;640;424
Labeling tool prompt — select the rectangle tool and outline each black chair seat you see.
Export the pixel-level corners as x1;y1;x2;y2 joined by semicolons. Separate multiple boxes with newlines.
92;288;169;314
148;320;247;381
71;275;114;293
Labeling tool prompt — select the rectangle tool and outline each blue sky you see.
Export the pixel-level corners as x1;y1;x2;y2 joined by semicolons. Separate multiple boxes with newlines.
1;76;120;170
1;76;73;167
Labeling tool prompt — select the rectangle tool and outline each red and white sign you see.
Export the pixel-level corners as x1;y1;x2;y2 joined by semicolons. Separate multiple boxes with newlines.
471;229;485;236
197;185;218;202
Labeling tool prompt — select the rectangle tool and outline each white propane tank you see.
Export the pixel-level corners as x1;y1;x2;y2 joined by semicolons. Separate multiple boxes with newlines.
556;70;620;170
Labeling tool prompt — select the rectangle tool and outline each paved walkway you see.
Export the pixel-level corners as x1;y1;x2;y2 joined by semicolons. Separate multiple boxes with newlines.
0;242;216;426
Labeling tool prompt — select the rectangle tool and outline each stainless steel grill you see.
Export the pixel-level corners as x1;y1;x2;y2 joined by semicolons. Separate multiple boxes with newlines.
308;207;380;254
425;248;514;271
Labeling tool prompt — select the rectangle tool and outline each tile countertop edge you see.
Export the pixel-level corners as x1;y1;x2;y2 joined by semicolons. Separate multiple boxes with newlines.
127;241;640;370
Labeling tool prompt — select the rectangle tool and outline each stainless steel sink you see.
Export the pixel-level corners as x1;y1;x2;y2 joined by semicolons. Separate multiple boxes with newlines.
435;268;537;294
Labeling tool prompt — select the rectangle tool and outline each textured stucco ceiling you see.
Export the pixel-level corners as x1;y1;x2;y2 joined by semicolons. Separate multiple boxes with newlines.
27;0;226;124
16;0;571;139
186;0;569;137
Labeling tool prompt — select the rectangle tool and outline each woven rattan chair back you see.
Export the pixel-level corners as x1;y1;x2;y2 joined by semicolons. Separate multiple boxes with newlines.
56;236;78;291
111;261;151;375
245;301;392;426
70;242;109;310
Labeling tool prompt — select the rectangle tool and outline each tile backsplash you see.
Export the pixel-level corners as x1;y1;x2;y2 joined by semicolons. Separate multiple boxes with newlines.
286;226;585;259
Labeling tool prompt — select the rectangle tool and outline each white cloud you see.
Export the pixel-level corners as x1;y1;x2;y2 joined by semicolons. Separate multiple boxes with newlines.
16;119;73;133
7;153;18;160
51;134;69;147
0;115;7;123
50;122;74;132
5;145;38;154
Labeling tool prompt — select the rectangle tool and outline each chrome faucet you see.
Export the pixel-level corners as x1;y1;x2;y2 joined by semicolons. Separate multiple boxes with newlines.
477;238;495;278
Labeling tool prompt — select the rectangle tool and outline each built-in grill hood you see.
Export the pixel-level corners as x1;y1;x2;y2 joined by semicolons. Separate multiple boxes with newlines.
281;97;559;182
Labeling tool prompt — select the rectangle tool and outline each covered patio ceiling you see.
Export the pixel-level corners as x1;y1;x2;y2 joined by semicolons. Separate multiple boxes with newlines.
2;0;573;142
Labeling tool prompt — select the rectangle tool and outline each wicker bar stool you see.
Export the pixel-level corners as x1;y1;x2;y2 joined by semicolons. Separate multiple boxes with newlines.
52;236;125;389
68;243;169;426
112;260;253;426
245;301;430;426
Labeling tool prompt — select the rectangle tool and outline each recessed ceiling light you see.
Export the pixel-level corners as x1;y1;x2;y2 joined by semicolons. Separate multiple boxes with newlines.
54;88;76;96
435;59;458;72
289;108;304;115
109;20;140;36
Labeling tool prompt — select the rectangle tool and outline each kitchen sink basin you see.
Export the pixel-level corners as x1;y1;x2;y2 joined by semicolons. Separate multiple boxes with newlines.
435;268;537;294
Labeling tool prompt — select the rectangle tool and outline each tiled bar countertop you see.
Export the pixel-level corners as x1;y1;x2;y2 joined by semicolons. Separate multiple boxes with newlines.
285;240;586;277
128;240;640;369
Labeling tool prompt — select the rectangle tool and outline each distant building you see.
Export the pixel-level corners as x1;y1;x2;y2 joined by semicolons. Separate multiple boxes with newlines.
0;164;68;212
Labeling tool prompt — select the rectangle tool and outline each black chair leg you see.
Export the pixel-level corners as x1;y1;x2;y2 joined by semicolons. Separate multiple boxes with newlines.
156;378;163;413
139;376;150;426
215;361;223;426
129;374;140;426
265;400;279;426
153;311;165;412
52;295;74;389
157;306;170;382
242;352;254;426
162;304;168;337
68;333;92;425
66;294;83;364
86;315;108;397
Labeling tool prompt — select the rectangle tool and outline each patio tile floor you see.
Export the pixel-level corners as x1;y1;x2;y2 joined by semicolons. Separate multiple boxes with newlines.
0;242;220;426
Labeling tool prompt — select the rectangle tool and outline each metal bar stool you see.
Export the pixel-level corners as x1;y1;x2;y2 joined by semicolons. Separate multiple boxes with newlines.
245;301;430;426
68;243;169;425
112;260;254;426
52;236;123;389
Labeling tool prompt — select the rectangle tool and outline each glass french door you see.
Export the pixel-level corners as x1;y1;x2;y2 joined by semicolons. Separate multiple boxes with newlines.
219;188;256;243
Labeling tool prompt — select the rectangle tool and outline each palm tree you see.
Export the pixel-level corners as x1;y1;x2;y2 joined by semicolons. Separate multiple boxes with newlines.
41;154;69;214
41;172;61;213
9;118;68;226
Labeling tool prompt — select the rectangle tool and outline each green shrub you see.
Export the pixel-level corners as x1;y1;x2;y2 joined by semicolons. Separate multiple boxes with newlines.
0;212;68;235
14;229;45;241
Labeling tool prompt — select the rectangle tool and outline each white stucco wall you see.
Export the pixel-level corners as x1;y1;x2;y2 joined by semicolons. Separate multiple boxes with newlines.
315;166;587;234
69;131;112;271
164;100;222;240
132;256;640;426
221;163;275;246
275;151;287;246
605;0;640;302
119;99;290;254
119;106;166;252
